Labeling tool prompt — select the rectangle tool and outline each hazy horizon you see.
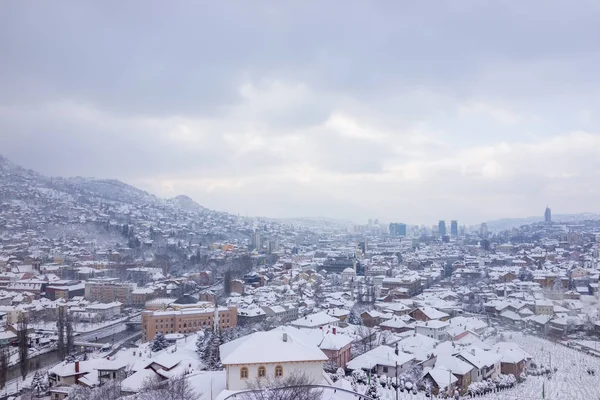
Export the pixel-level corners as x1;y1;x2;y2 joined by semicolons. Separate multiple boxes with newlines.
2;1;600;225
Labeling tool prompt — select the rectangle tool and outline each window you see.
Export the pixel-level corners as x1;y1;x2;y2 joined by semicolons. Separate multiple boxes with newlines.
240;367;249;379
275;365;283;377
382;366;388;373
258;366;266;378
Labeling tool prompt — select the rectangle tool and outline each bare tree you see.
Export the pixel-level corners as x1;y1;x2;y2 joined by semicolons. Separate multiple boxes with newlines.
139;374;199;400
0;346;8;389
18;312;29;379
240;370;323;400
66;309;74;355
57;306;66;360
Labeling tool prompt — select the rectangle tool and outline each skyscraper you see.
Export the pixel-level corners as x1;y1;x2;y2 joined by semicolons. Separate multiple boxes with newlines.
450;220;458;237
545;206;552;224
388;223;407;237
438;220;447;237
480;223;488;237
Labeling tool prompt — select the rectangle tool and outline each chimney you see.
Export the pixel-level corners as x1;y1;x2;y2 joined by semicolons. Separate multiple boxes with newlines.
471;348;476;356
283;333;288;342
332;327;337;335
395;343;399;356
75;361;80;373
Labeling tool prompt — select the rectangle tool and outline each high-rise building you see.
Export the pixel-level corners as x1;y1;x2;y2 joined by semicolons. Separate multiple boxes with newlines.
252;231;262;250
450;220;458;237
545;206;552;224
389;223;407;237
480;223;488;237
438;220;447;237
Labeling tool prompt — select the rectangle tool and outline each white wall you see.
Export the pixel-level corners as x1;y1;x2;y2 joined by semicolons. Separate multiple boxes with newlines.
226;361;324;390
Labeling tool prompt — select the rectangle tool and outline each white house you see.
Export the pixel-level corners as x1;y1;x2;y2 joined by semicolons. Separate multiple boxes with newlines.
220;330;328;391
347;345;416;377
456;346;502;382
85;302;122;320
414;320;450;341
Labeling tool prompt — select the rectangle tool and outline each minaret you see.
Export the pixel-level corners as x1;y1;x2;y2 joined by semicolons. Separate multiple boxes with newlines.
213;300;220;333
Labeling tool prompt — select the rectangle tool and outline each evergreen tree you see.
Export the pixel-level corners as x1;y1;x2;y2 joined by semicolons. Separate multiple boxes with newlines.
206;330;223;370
223;270;232;295
198;328;223;370
195;331;208;358
151;333;169;352
31;371;48;397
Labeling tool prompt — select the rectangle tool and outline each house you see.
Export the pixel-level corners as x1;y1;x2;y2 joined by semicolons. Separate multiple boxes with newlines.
456;347;501;382
434;353;474;394
237;307;267;326
492;342;531;377
276;326;353;369
230;279;244;295
219;330;328;391
347;344;416;377
379;316;412;334
360;310;386;327
85;302;122;320
48;359;128;389
534;300;554;315
414;320;450;341
289;311;339;329
447;316;488;336
409;307;449;322
423;367;458;396
261;305;298;323
375;301;411;316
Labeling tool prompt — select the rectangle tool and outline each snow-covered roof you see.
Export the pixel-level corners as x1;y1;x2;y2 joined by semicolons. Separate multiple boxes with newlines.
289;311;339;328
220;330;328;365
347;345;415;370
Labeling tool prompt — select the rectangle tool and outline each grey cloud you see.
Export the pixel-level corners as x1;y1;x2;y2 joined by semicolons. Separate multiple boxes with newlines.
2;0;600;223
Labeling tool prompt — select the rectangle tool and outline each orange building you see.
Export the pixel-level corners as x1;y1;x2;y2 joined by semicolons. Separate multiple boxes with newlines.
141;305;237;342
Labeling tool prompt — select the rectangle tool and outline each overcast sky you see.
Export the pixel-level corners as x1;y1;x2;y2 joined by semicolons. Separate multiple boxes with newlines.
1;1;600;225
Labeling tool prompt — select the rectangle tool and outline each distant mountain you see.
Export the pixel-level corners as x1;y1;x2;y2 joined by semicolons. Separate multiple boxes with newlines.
168;195;206;212
0;154;246;248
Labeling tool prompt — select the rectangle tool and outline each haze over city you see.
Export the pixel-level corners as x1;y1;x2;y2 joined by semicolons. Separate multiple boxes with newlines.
2;1;600;225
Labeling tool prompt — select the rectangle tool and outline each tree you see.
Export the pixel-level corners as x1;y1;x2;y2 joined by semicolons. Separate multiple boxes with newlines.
66;309;74;356
240;370;323;400
57;306;66;360
17;312;29;379
68;385;91;400
0;346;8;389
31;371;48;397
312;278;324;307
223;270;232;295
139;374;199;400
151;333;169;352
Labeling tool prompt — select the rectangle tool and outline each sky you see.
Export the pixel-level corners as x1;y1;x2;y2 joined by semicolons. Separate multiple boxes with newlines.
1;1;600;225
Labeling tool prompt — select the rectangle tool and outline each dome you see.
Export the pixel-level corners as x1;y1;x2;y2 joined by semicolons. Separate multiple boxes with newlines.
343;267;356;274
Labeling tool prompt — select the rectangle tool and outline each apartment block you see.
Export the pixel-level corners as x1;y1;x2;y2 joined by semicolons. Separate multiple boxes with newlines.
141;305;238;342
84;280;134;304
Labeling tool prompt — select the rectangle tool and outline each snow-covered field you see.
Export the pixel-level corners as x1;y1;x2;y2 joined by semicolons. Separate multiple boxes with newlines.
475;331;600;400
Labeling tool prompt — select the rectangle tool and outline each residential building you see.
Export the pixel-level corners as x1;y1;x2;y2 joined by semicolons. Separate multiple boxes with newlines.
414;320;450;340
262;304;299;323
220;330;328;391
84;280;134;305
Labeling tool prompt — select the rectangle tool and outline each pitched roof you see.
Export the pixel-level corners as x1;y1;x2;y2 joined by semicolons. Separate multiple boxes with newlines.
220;331;328;365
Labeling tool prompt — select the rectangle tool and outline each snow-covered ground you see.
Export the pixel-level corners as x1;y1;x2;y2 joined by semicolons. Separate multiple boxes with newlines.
475;331;600;400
